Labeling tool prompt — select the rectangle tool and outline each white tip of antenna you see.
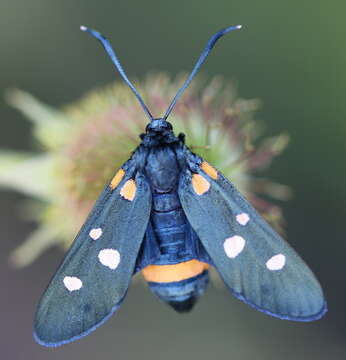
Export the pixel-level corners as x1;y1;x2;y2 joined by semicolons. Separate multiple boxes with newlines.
236;25;242;30
80;25;87;31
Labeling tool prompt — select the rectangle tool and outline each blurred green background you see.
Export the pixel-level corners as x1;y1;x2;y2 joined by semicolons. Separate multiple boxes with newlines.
1;0;345;359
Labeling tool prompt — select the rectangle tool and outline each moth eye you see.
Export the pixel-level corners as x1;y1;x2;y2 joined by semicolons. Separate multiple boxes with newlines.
110;168;125;190
120;179;137;201
200;161;218;180
191;174;210;195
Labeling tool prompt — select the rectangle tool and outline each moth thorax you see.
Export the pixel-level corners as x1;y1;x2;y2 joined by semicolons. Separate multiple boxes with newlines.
145;147;179;193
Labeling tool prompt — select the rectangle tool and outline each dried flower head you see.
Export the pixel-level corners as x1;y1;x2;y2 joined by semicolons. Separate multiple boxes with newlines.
1;73;290;267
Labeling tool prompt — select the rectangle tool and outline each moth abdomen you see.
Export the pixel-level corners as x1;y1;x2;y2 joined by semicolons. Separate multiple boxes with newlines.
146;269;209;313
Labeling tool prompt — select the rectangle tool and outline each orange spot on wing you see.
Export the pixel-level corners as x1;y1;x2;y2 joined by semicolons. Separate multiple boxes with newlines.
142;260;209;283
110;169;125;190
120;179;136;201
192;174;210;195
200;161;218;180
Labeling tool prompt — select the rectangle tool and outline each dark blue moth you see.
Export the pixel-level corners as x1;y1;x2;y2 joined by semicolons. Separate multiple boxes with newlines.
34;25;327;347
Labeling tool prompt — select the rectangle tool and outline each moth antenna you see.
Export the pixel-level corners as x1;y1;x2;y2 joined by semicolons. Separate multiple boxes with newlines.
163;25;242;120
80;26;154;122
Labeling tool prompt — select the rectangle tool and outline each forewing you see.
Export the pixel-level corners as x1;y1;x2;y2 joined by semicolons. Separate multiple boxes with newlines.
34;165;151;346
178;154;326;321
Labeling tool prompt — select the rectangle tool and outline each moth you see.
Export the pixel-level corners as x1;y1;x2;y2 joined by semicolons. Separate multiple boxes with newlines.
34;25;326;347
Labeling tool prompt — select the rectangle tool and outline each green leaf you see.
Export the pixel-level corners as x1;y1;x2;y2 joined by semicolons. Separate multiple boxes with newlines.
0;151;56;199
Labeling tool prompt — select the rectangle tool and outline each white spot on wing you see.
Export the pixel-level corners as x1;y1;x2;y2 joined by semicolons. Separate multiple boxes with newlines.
266;254;286;270
89;228;102;240
223;235;246;258
236;213;250;226
98;249;120;270
63;276;83;292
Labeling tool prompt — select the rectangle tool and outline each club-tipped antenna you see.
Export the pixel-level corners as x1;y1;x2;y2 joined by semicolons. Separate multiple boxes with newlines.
163;25;242;120
80;26;154;121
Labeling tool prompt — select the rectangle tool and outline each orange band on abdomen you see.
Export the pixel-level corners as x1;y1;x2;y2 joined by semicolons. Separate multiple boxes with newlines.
142;259;209;283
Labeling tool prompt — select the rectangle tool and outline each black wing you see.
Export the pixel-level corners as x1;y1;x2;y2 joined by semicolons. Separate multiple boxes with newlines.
178;150;326;321
34;159;151;346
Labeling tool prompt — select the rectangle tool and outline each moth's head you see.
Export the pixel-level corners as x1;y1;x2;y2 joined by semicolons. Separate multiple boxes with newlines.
141;119;177;146
145;119;173;134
